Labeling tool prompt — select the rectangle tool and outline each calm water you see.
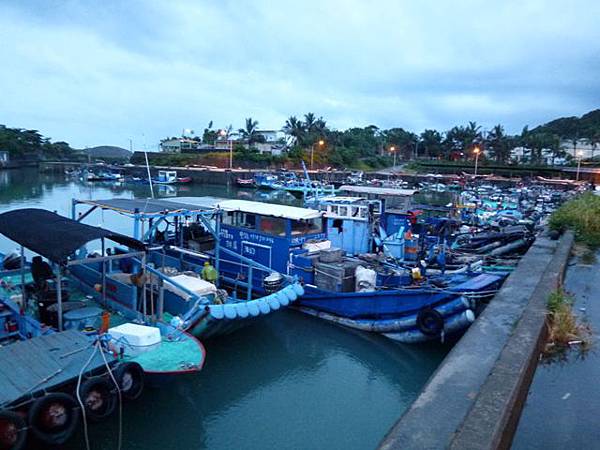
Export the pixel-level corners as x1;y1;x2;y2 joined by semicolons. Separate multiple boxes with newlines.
0;168;450;450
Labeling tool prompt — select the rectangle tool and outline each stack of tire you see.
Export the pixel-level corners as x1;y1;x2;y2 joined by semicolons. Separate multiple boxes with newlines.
0;362;144;450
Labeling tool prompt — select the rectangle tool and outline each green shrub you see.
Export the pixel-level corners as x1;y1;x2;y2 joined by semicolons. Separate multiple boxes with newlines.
549;192;600;246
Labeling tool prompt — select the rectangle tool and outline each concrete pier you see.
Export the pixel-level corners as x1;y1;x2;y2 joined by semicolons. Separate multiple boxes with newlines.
379;230;574;450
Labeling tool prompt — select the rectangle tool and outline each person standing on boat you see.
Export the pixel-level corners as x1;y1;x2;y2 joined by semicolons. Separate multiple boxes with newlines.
201;261;218;283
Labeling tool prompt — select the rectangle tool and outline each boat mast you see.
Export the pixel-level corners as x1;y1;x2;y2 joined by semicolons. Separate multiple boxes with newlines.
143;148;155;199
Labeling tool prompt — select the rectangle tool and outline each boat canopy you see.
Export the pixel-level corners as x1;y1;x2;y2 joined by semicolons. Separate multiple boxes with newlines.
339;185;416;196
75;197;220;217
315;196;365;203
0;208;144;264
216;199;322;221
168;197;323;221
76;196;322;221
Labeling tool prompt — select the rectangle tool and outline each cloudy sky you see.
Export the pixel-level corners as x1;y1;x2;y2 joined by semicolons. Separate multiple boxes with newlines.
1;0;599;149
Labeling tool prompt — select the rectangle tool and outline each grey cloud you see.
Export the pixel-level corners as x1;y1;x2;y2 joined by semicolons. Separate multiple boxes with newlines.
0;0;598;148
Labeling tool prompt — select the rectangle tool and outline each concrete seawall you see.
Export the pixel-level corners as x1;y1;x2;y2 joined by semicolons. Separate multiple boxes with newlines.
379;230;575;450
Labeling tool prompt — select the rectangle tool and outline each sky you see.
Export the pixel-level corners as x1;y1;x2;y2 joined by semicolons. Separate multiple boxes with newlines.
0;0;599;150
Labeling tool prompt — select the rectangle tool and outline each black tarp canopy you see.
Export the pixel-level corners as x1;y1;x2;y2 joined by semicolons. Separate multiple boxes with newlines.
0;208;145;264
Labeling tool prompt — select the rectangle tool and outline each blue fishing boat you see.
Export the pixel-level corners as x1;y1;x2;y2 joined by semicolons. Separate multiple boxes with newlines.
253;172;280;189
0;209;206;383
152;170;192;185
131;196;504;343
255;163;337;198
71;197;304;340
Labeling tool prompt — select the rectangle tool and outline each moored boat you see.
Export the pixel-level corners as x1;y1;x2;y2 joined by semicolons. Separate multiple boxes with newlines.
151;197;503;343
0;208;206;383
152;170;192;185
71;197;304;340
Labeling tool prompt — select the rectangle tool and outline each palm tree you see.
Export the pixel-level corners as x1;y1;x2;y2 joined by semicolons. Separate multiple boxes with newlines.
420;129;443;159
283;116;306;146
238;118;262;145
486;124;509;163
304;113;317;132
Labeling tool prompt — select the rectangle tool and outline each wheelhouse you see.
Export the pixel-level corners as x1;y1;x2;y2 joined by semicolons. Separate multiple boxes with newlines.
215;199;325;274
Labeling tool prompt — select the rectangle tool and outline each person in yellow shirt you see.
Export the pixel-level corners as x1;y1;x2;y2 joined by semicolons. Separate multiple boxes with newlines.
201;261;218;283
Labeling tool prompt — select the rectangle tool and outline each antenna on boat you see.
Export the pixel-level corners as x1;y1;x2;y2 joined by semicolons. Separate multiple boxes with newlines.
143;146;154;199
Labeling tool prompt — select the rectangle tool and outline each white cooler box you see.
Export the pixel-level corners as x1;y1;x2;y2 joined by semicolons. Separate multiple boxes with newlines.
109;323;161;357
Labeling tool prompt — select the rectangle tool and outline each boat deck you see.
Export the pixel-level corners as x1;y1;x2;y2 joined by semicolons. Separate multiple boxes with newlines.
0;329;113;407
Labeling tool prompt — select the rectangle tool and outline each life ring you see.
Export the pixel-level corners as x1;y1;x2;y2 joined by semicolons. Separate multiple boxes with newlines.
0;409;27;450
28;393;79;445
78;377;117;422
416;307;444;336
114;362;145;401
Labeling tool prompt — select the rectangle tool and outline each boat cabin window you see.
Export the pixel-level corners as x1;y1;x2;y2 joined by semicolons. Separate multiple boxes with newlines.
290;218;323;235
259;216;286;236
223;211;256;229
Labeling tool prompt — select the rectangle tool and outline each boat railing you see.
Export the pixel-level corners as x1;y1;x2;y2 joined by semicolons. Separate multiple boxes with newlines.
136;259;205;302
166;244;295;301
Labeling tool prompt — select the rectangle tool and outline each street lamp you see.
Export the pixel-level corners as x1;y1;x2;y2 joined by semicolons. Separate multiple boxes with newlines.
220;129;233;170
576;150;583;181
389;146;396;167
473;146;481;177
311;139;325;170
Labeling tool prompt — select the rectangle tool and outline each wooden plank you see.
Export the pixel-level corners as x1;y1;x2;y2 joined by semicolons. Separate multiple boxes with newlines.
0;331;113;405
19;338;63;380
0;362;22;405
0;346;38;401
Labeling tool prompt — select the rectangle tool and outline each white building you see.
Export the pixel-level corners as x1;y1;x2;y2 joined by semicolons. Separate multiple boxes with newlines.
257;130;284;143
160;138;203;153
560;138;598;160
254;143;285;156
510;147;566;165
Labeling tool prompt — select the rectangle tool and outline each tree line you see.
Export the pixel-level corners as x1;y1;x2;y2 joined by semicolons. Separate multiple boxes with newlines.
185;109;600;169
0;125;76;160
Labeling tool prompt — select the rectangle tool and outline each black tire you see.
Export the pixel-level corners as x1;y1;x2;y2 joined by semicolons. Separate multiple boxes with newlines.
0;410;27;450
114;362;145;401
28;393;79;445
416;307;445;336
78;377;117;422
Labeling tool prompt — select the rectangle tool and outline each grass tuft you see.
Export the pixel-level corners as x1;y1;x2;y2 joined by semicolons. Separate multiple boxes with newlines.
544;289;591;357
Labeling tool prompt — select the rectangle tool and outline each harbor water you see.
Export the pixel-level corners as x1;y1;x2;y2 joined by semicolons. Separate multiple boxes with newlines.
0;168;451;450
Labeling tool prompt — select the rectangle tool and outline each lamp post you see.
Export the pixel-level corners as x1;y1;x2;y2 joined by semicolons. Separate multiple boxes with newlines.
311;139;325;170
219;129;233;170
576;150;583;181
473;146;481;177
390;146;396;167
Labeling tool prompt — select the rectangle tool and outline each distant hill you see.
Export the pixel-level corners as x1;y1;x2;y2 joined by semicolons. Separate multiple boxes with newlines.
81;146;132;160
532;109;600;139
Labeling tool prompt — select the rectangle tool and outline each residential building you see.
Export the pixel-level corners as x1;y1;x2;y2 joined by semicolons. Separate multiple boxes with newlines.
256;130;284;143
254;143;285;156
509;147;566;166
560;138;598;159
160;137;205;153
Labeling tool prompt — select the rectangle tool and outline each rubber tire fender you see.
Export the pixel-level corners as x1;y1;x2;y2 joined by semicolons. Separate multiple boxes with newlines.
78;377;117;422
114;362;145;401
0;409;27;450
416;307;445;336
28;393;79;445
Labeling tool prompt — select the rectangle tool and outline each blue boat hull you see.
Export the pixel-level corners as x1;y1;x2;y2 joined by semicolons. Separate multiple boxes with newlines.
294;272;503;342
